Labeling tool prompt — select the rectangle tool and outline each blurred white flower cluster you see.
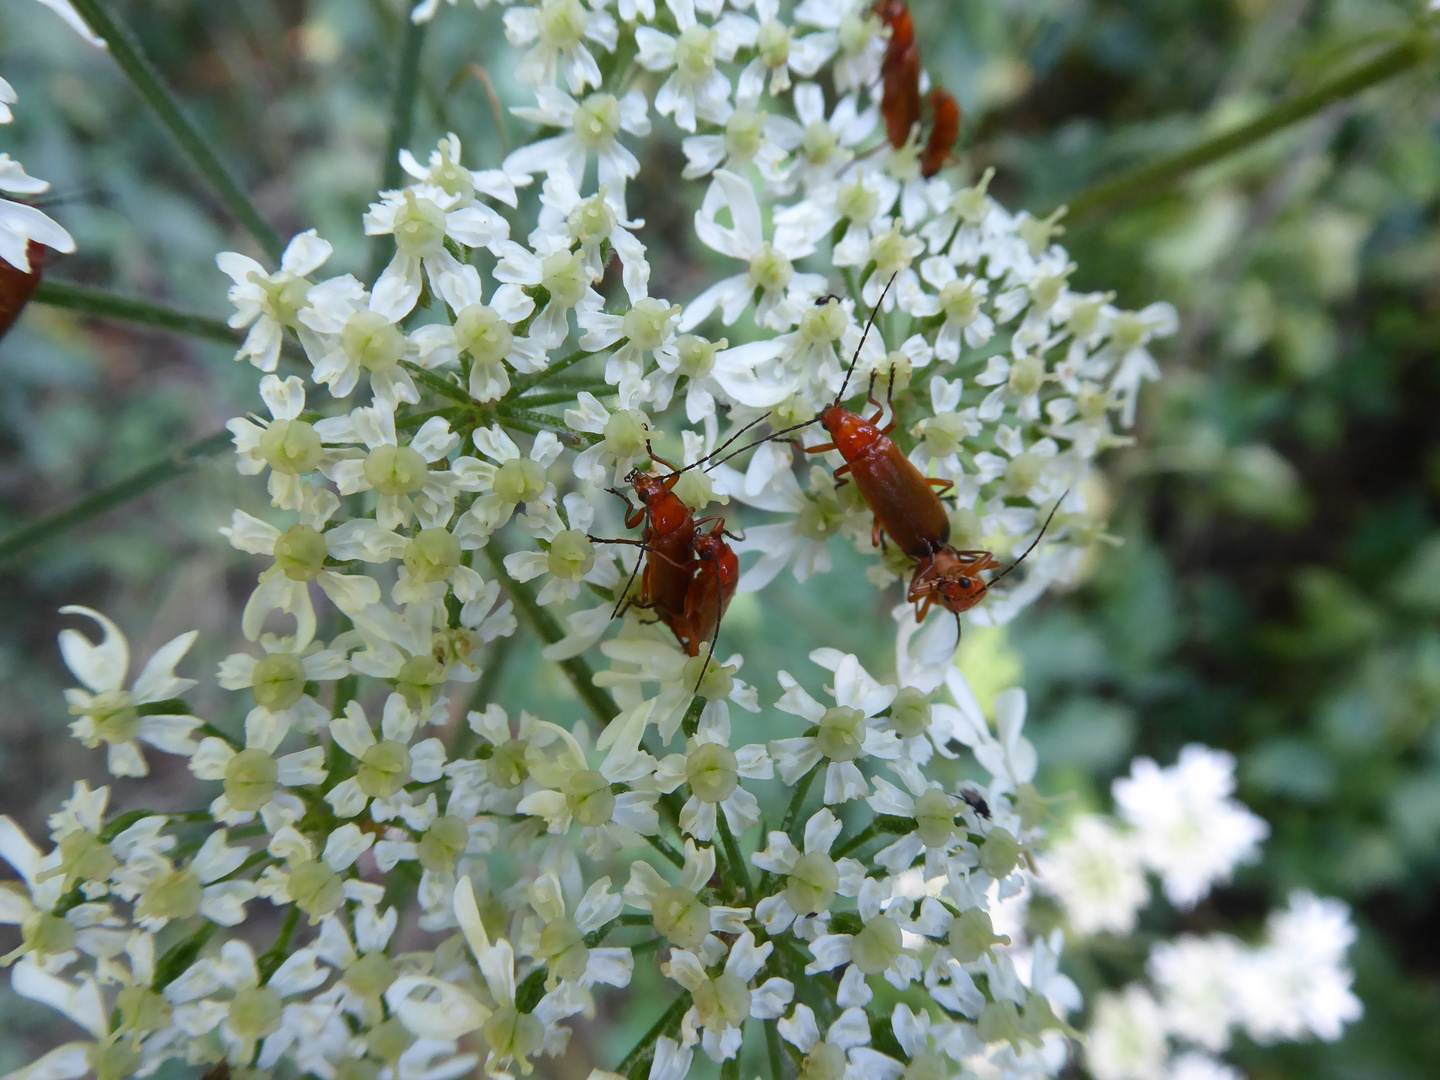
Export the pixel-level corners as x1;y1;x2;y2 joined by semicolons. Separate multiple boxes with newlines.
1037;746;1362;1080
0;3;1208;1080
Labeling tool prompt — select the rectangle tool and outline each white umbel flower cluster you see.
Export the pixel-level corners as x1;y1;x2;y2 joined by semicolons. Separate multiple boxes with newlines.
1035;745;1361;1080
0;4;1191;1080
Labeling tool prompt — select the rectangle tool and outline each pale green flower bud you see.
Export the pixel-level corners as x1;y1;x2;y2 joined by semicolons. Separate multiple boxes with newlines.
541;251;588;307
1008;355;1046;397
692;972;751;1029
343;951;398;1005
483;1005;545;1067
537;0;588;49
116;985;171;1034
569;191;618;242
674;25;717;79
417;815;469;872
287;858;344;919
564;768;614;827
686;743;739;804
799;299;847;346
849;913;903;975
86;1042;141;1080
453;304;514;365
274;523;329;581
913;788;958;848
343;310;406;373
623;298;681;352
363;444;429;497
652;885;710;949
486;739;530;789
225;748;279;812
537;916;589;983
403;528;462;583
676;334;725;380
258;418;323;475
784;851;839;917
979;827;1023;879
392;190;447;258
368;1018;416;1065
816;706;866;762
914;411;969;459
251;652;307;711
548;530;595;581
1004;452;1043;496
725;109;767;159
357;740;413;798
948;907;1009;963
229;985;283;1040
494;457;548;504
136;868;202;923
603;409;651;459
756;20;792;68
800;1042;846;1080
748;244;794;293
889;687;931;738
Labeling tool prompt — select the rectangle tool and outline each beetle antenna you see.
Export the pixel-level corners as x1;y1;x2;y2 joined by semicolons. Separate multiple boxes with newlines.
835;271;898;407
705;416;817;470
976;492;1067;596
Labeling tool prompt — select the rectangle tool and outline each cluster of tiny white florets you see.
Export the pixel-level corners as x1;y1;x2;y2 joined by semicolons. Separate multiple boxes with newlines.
1035;744;1362;1080
0;3;1197;1080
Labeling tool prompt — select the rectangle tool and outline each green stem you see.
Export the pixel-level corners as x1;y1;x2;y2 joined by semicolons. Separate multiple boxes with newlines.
765;1019;785;1080
508;347;602;394
402;361;472;404
153;921;216;990
646;831;686;869
256;905;301;983
482;543;619;726
496;406;601;445
514;384;617;407
67;0;282;260
0;430;231;565
370;18;429;282
758;762;819;895
32;281;238;344
716;811;754;906
617;992;692;1078
721;1055;740;1080
833;822;880;860
1058;34;1435;223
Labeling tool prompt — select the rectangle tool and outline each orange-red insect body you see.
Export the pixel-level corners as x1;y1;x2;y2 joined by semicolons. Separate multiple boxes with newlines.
907;547;1001;620
616;459;698;622
874;1;922;149
0;242;44;343
662;521;739;657
812;396;952;559
920;89;961;178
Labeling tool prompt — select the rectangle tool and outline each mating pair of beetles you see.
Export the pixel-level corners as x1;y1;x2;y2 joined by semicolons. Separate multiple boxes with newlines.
594;278;1059;681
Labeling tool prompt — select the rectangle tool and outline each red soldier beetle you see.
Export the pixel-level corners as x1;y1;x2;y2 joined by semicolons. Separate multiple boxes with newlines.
874;0;923;149
907;497;1064;636
920;89;961;178
805;274;956;561
661;518;740;660
589;417;782;689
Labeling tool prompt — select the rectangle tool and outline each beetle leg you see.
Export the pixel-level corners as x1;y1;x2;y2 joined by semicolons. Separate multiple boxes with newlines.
925;477;954;495
804;440;839;455
834;462;853;479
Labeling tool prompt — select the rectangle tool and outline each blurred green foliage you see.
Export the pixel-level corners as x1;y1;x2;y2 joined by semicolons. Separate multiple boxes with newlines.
2;1;1438;1078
